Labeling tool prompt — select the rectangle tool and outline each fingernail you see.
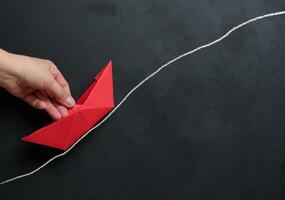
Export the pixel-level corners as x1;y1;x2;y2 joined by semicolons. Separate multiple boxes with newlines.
53;111;62;120
65;96;75;107
35;101;46;110
61;107;68;118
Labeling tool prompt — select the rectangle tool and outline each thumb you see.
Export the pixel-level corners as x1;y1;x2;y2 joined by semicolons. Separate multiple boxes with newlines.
44;77;75;108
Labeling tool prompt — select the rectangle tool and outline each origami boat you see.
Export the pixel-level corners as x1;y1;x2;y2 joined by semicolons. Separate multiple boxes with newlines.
22;61;114;150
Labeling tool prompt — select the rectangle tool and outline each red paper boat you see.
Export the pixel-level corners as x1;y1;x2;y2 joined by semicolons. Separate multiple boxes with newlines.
22;61;114;150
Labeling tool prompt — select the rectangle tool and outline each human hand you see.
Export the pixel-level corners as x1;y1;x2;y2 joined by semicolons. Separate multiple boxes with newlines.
0;49;75;120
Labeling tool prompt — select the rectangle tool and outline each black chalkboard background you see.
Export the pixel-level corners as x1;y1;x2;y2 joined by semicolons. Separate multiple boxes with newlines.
1;0;285;199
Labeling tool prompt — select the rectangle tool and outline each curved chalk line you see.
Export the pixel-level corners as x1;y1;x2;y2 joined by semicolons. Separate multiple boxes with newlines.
1;10;285;185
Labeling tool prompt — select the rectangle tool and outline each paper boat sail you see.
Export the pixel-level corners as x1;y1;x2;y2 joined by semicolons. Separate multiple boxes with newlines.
22;61;114;150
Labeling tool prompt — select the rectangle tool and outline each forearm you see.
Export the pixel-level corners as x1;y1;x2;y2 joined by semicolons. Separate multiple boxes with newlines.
0;49;10;71
0;49;12;88
0;49;22;88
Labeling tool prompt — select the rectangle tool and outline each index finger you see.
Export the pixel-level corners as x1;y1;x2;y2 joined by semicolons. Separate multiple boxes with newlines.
49;63;71;94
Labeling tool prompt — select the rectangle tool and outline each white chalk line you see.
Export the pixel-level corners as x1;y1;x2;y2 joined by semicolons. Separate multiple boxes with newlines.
1;10;285;185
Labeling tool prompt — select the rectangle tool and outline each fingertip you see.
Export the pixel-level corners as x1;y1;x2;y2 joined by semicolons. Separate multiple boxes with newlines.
64;96;75;107
46;108;62;120
52;111;62;121
34;101;46;110
57;105;68;118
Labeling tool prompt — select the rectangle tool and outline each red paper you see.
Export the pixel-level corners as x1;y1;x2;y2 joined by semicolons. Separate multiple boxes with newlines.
22;61;114;150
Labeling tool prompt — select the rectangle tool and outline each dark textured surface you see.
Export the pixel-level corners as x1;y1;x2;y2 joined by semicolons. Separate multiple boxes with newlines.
1;0;285;199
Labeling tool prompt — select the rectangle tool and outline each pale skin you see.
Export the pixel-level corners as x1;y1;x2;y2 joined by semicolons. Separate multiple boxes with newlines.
0;49;75;120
